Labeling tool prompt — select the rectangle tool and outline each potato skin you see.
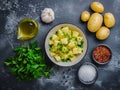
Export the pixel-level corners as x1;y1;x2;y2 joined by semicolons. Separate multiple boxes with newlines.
96;26;110;40
81;11;90;22
91;2;104;13
104;12;115;28
87;13;103;32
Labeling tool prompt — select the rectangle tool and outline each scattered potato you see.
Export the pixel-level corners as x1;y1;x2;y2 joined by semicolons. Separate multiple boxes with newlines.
104;12;115;28
96;26;110;40
87;13;103;32
90;2;104;13
81;11;90;22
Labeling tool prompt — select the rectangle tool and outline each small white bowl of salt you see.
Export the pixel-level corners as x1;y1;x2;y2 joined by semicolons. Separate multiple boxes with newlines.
78;62;98;85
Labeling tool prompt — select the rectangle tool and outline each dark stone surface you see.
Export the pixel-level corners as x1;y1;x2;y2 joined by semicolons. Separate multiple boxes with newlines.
0;0;120;90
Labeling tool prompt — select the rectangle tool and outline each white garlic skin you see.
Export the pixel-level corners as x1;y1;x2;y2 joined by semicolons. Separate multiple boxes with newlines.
41;8;55;23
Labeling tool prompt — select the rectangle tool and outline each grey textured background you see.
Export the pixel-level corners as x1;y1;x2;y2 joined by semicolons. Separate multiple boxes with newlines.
0;0;120;90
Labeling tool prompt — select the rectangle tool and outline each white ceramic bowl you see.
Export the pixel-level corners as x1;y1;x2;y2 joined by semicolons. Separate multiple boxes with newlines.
45;23;88;66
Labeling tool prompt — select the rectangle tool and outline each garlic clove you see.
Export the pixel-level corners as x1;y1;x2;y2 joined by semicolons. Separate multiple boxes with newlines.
41;8;55;23
42;15;52;23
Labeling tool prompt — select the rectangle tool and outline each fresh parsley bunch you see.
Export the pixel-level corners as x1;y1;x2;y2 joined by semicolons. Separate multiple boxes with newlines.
4;41;52;81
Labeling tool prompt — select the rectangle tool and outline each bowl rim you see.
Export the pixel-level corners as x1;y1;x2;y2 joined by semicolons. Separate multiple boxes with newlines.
44;23;88;67
78;62;98;85
92;44;112;65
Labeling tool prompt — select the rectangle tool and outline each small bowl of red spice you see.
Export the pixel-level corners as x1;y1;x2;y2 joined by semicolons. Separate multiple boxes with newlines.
92;44;112;65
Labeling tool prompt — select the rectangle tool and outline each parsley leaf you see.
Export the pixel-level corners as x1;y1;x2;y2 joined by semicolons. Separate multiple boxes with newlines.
4;41;52;81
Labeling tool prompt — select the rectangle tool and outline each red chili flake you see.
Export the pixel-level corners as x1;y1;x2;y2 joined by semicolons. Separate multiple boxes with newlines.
93;45;111;63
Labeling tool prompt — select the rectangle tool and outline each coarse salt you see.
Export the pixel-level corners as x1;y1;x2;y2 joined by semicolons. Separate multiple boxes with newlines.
78;63;97;83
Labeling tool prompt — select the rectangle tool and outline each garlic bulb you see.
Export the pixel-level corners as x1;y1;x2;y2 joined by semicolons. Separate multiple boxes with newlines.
41;8;55;23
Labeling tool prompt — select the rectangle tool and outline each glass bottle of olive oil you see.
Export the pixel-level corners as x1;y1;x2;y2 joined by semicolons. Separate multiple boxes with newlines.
18;18;39;41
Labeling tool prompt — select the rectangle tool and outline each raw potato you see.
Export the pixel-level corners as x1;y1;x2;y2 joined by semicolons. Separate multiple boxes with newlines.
81;11;90;22
96;26;110;40
91;2;104;13
87;13;103;32
104;12;115;28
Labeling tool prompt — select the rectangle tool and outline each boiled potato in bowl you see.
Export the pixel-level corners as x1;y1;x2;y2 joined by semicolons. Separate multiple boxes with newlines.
45;24;88;66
